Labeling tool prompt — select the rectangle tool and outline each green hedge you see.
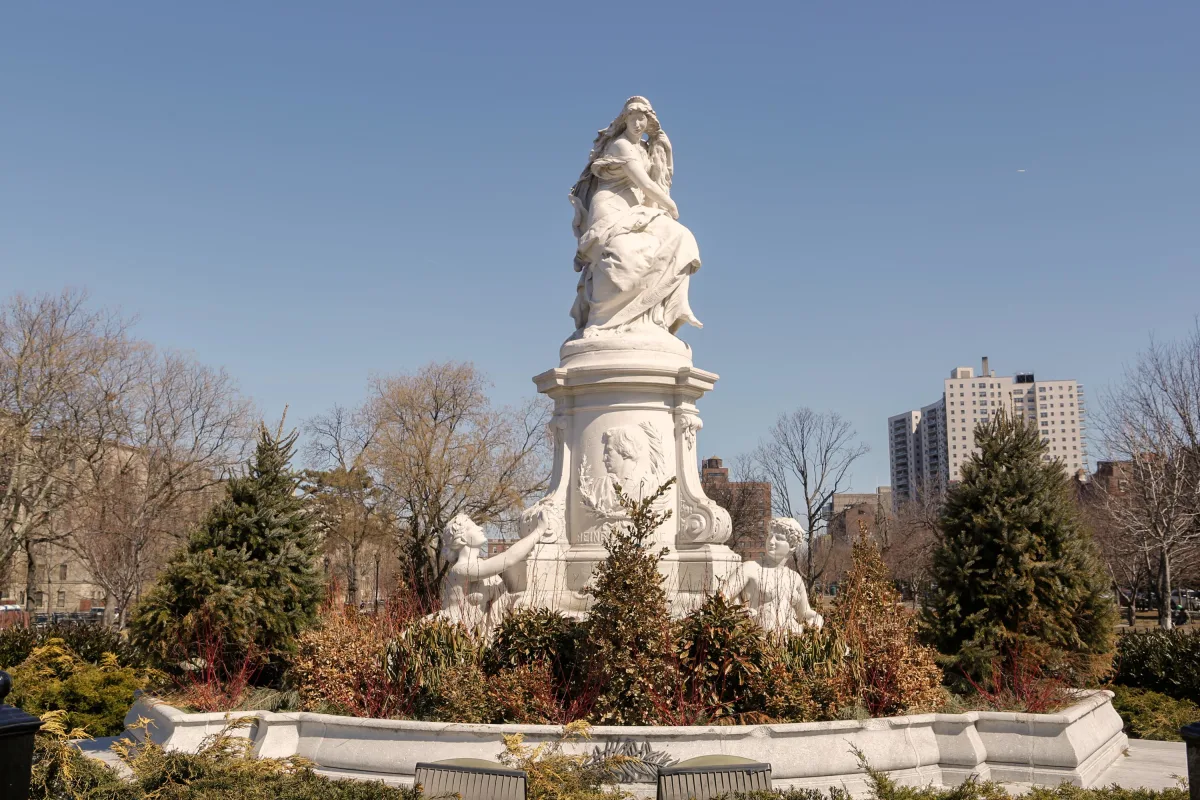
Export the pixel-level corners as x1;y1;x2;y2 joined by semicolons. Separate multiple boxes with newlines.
1114;628;1200;701
0;621;140;670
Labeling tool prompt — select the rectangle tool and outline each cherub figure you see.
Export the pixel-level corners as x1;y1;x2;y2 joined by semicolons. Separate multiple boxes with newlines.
724;518;823;635
434;514;543;634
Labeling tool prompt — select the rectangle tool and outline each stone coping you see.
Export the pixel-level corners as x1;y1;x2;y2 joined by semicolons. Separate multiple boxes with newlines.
124;690;1127;793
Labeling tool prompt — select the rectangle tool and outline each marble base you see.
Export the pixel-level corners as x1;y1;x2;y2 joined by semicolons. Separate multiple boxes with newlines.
512;332;733;616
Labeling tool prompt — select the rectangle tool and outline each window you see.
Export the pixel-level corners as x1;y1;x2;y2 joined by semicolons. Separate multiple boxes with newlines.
56;591;66;608
59;564;67;581
1039;387;1046;392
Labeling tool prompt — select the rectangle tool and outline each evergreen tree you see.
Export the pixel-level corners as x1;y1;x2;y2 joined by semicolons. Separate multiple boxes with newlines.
132;423;323;682
584;479;676;725
920;411;1116;683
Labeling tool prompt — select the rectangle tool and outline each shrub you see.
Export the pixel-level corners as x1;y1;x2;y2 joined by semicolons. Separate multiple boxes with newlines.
1110;685;1200;741
583;480;677;725
88;718;423;800
675;593;771;722
291;606;395;717
131;425;323;687
10;638;146;736
486;661;561;724
963;643;1072;714
32;710;139;800
761;627;849;722
1113;628;1200;701
921;412;1116;686
486;607;586;692
0;624;39;669
384;617;488;721
833;532;943;717
0;621;139;670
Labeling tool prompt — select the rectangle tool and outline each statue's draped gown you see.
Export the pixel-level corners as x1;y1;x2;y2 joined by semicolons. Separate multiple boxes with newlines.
570;144;702;334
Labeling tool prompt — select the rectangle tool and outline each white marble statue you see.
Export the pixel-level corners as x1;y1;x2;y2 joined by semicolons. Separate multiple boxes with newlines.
434;514;541;634
725;518;824;635
569;96;702;338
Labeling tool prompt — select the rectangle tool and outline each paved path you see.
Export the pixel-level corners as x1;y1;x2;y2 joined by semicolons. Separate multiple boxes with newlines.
1091;739;1188;791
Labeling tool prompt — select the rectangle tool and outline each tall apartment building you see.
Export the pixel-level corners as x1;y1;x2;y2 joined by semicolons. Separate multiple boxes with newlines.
889;357;1088;506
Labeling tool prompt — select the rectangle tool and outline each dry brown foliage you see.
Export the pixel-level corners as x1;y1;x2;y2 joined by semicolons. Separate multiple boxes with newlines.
832;524;944;716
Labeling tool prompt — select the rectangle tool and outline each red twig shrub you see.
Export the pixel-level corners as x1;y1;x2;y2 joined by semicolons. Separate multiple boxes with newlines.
168;614;261;712
965;644;1072;714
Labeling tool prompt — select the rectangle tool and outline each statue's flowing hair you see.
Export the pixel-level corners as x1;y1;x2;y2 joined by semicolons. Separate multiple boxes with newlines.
570;96;673;239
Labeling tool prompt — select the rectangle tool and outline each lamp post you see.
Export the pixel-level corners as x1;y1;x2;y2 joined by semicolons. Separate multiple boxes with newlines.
0;670;43;800
373;553;381;615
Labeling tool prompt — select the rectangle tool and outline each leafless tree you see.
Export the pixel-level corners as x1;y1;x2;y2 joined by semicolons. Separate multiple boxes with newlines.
877;494;941;608
1080;482;1148;626
1099;323;1200;629
750;408;869;590
0;290;138;610
362;362;551;609
67;350;251;626
303;404;393;608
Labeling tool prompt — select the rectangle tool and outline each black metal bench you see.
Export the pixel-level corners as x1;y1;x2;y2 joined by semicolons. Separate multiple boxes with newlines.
414;758;527;799
657;755;772;800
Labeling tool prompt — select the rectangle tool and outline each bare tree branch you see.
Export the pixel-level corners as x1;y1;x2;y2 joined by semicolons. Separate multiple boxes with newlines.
750;408;870;590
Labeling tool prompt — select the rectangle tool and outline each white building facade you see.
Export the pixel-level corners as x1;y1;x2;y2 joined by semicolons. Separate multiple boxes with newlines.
889;357;1087;506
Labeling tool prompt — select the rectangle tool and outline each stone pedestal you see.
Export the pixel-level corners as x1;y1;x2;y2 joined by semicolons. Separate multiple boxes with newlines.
514;329;734;617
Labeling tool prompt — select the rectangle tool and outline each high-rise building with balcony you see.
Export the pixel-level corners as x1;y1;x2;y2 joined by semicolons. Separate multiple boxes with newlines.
889;357;1087;507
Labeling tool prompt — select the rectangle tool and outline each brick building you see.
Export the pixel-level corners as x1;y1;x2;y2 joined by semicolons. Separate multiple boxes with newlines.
700;456;773;561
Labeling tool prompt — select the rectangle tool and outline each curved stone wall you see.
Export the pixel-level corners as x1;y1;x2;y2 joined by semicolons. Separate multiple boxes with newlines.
125;691;1126;794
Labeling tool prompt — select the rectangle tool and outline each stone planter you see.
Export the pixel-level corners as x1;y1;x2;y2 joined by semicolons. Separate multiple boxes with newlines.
124;691;1127;796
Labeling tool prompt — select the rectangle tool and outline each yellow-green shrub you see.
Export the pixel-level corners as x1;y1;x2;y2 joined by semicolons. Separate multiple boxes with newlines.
10;638;146;736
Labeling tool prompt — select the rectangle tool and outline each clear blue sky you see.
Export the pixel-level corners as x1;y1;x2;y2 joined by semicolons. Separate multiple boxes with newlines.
2;2;1197;489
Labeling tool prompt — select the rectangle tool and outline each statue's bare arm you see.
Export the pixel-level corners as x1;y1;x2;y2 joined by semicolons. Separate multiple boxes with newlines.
460;533;541;581
721;561;760;606
791;576;823;627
